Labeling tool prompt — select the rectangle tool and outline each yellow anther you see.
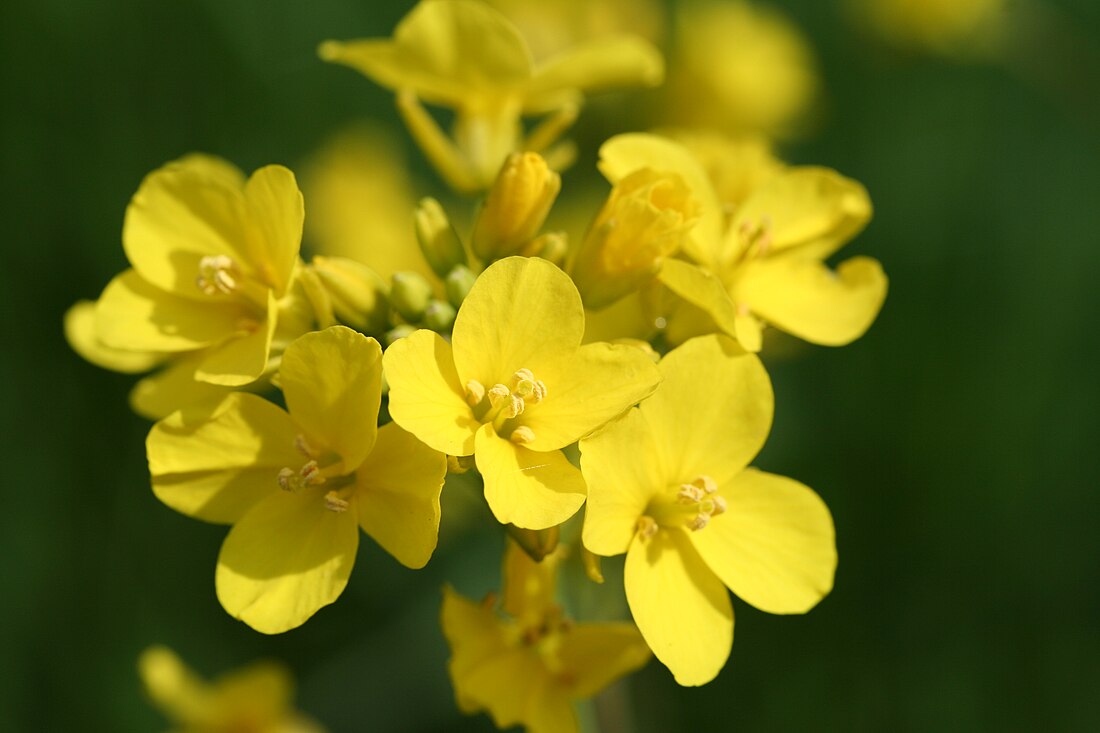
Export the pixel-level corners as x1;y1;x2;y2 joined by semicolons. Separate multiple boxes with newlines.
465;379;486;406
510;426;536;444
323;491;350;513
690;475;718;495
277;467;295;492
512;368;535;386
678;484;705;503
196;255;239;295
636;515;659;540
294;434;318;459
507;394;525;418
299;460;324;486
686;513;710;531
710;495;728;516
488;383;511;407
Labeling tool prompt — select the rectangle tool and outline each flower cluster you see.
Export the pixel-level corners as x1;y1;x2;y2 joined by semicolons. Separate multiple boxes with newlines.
67;1;887;730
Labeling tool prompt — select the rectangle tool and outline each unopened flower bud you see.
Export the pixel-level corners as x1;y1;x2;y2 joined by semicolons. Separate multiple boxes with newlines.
472;153;561;262
385;323;417;346
570;168;699;309
422;299;457;332
444;264;478;308
522;231;568;266
414;197;467;278
390;271;434;322
310;256;389;334
507;524;560;562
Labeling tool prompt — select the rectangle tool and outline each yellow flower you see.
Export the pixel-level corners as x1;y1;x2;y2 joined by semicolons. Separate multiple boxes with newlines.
146;326;446;633
384;256;660;530
139;645;325;733
850;0;1007;55
581;335;837;685
442;541;650;733
94;155;306;387
601;133;887;352
484;0;665;61
663;0;819;137
319;0;663;192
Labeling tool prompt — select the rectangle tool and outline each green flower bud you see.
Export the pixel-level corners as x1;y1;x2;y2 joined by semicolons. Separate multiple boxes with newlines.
414;197;467;278
390;271;434;322
310;256;389;334
384;323;417;346
422;299;457;332
444;265;478;308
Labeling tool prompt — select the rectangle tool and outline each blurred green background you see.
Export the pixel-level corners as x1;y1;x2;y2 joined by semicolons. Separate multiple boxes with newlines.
3;0;1099;730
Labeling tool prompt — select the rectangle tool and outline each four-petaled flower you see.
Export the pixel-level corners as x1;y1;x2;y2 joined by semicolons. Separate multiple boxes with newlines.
146;326;446;633
581;334;837;685
442;541;650;733
385;256;661;530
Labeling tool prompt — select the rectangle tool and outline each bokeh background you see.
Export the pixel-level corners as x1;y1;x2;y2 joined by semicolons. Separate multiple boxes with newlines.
3;0;1099;730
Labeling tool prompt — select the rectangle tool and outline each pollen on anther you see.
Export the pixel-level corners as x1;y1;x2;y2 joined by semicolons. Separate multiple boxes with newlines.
710;495;728;515
323;491;350;513
636;515;659;540
510;426;536;444
686;514;709;531
465;380;486;406
277;467;295;491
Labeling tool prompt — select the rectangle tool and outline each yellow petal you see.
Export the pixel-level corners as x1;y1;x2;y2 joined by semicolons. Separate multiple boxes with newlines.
280;327;382;473
644;334;772;487
64;300;165;374
441;586;549;728
523;342;660;452
216;487;360;634
580;408;661;556
356;423;446;569
383;329;480;456
242;165;305;296
138;645;212;726
738;255;888;346
319;0;532;108
525;36;664;112
194;290;277;386
209;661;295;727
128;354;233;421
598;134;723;268
525;685;577;733
657;258;743;347
501;539;562;623
146;393;298;523
475;424;586;530
729;167;871;259
451;256;584;389
625;529;732;686
122;156;252;297
556;622;651;699
96;270;245;352
691;469;836;614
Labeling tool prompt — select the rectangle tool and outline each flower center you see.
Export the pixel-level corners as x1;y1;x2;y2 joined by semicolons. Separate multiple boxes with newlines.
276;433;356;512
731;216;773;265
637;475;726;538
195;254;270;310
465;368;547;444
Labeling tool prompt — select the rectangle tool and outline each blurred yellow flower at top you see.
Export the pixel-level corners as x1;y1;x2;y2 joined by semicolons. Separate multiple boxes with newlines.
139;645;325;733
852;0;1007;55
94;155;305;387
485;0;665;61
664;1;820;138
320;0;664;192
442;541;650;733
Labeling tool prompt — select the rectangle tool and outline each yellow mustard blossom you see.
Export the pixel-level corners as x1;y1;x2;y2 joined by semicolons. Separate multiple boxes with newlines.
663;1;820;137
666;130;785;219
472;152;561;263
139;645;325;733
301;125;435;283
581;335;837;685
850;0;1007;56
319;0;664;192
94;155;306;387
600;134;887;352
384;256;660;530
442;541;650;733
485;0;665;61
146;326;446;633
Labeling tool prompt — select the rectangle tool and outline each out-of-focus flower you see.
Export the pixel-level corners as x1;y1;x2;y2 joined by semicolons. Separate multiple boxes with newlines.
663;1;819;138
146;327;446;633
93;155;306;387
139;645;325;733
485;0;665;61
442;541;650;732
300;125;434;283
666;130;785;218
581;335;836;685
850;0;1008;56
320;0;664;192
384;256;660;529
